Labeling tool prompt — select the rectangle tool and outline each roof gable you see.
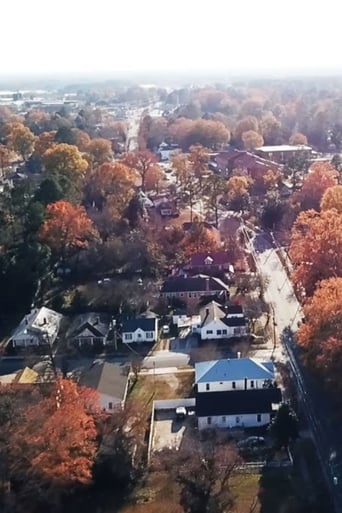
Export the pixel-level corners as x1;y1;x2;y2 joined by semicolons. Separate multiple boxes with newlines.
195;358;274;384
79;362;129;401
122;317;157;333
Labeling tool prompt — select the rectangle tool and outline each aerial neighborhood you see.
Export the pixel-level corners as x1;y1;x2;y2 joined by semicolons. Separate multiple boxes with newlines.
0;73;341;513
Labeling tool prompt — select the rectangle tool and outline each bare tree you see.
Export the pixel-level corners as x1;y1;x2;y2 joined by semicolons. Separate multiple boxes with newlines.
155;437;240;513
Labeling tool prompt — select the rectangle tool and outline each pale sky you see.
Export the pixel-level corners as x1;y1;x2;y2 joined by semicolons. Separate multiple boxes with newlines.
1;0;340;74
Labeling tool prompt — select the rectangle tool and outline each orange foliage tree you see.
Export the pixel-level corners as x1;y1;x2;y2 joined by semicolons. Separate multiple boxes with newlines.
171;151;192;185
144;164;165;192
241;130;264;150
234;116;259;139
6;122;36;161
320;184;342;213
227;175;250;211
34;131;57;158
73;129;91;152
289;132;308;145
39;200;98;259
189;144;209;186
296;162;338;210
121;150;157;192
8;380;98;492
0;143;14;176
289;209;342;296
182;220;219;258
86;162;137;217
297;278;342;396
169;118;230;150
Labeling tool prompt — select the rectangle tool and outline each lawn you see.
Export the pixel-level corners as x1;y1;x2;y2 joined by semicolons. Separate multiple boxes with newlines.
128;371;194;410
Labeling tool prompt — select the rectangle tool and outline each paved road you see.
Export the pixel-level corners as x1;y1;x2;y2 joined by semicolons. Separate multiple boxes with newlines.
250;229;342;513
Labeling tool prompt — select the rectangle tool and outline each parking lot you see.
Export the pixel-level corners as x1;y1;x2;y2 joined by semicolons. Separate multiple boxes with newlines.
152;409;195;452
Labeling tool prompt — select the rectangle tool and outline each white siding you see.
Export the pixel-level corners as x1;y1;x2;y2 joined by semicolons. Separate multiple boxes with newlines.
198;378;267;393
201;319;232;340
99;393;122;412
123;322;158;343
198;413;271;430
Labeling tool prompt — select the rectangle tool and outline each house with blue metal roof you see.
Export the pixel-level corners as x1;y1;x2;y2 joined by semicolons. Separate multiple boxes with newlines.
195;357;275;393
195;357;281;431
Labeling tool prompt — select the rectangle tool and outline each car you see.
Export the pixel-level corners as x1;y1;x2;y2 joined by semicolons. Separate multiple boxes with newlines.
175;406;187;420
237;436;265;449
162;325;170;334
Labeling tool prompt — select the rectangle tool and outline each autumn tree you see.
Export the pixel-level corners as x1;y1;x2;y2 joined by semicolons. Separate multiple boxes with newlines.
169;118;230;150
234;116;259;140
34;130;57;159
43;143;88;201
8;380;98;505
241;130;264;151
289;132;308;145
144;164;165;192
227;175;250;211
171;151;192;185
0;144;13;177
289;209;342;296
296;161;338;210
182;220;219;258
189;144;209;186
86;162;137;219
203;174;226;226
320;184;342;213
6;122;36;161
121;150;157;192
87;137;113;166
39;200;98;261
260;113;281;144
156;438;239;513
297;278;342;397
72;128;91;152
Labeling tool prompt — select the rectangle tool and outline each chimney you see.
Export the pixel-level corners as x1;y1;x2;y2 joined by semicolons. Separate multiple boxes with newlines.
206;308;209;316
43;317;47;325
205;277;210;292
25;317;28;325
237;351;241;359
244;377;247;390
94;317;99;326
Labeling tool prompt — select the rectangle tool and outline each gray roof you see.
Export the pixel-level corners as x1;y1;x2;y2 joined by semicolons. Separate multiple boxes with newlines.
161;276;228;294
122;317;157;333
79;362;129;404
200;301;226;326
67;312;111;339
196;388;282;416
195;358;275;384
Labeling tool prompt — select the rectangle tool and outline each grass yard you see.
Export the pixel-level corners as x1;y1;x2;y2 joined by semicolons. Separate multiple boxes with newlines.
128;371;194;410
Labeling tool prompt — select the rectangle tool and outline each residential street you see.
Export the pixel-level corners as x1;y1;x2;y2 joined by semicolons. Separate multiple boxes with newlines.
252;231;342;513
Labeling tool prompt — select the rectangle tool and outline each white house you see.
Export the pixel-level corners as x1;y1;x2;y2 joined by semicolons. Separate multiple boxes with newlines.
78;362;129;412
196;388;282;430
195;357;276;393
122;317;158;343
195;357;281;430
157;142;179;161
9;307;63;347
66;312;113;348
198;301;247;340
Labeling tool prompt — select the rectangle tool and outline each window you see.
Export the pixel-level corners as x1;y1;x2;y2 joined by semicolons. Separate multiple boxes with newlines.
137;333;142;338
206;383;210;391
250;380;255;388
206;330;213;335
257;414;262;423
180;292;184;297
146;332;154;339
222;329;227;335
222;416;226;423
232;381;236;389
108;402;113;410
235;416;240;424
207;417;212;425
188;293;192;298
124;333;133;341
216;330;222;335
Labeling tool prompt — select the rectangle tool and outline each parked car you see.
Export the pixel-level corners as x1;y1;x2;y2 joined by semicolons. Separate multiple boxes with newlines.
175;406;187;420
237;436;265;449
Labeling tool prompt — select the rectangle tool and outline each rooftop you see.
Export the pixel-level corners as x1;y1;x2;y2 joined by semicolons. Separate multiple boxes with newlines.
79;362;129;404
195;358;274;384
67;312;112;339
257;144;312;152
11;307;63;343
161;275;228;294
122;317;157;333
196;388;282;417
